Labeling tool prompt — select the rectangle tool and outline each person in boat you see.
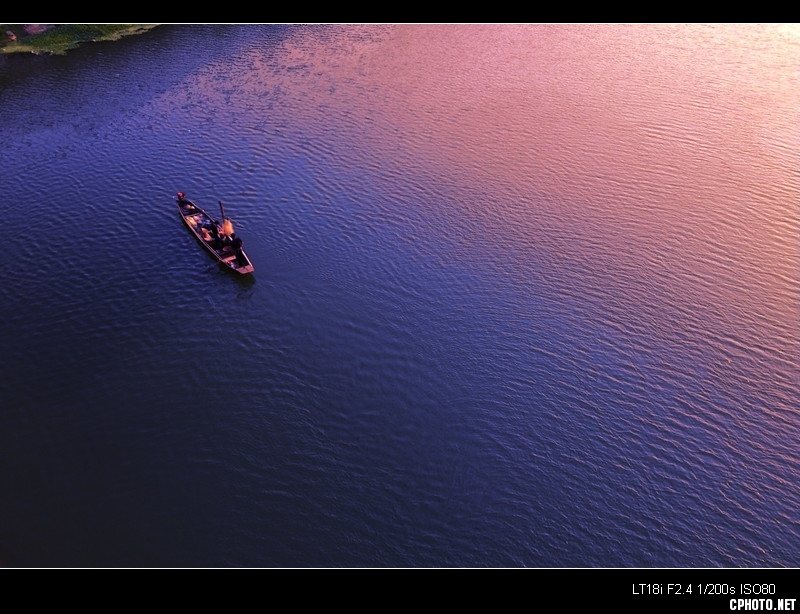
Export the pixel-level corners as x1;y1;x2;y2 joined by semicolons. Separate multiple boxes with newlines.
220;232;239;253
213;225;225;250
203;219;223;248
231;234;247;265
201;223;218;243
177;192;196;212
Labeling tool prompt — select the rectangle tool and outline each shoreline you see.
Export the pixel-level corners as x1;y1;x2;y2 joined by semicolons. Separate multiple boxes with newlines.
1;24;160;56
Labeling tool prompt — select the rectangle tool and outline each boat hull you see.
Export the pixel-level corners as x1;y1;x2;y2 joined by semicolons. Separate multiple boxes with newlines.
177;197;255;275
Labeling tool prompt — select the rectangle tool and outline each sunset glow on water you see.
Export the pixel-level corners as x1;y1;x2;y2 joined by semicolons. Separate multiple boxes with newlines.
0;24;797;567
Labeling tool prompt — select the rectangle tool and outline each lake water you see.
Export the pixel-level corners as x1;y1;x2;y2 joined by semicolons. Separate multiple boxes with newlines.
0;24;798;568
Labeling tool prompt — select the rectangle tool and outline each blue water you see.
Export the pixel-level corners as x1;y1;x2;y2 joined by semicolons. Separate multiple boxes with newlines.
0;24;798;567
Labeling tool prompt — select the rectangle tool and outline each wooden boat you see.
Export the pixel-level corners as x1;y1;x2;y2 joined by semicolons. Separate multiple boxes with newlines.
176;192;255;274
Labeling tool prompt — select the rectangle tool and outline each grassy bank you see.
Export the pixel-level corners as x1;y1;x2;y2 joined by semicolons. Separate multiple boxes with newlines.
1;24;160;55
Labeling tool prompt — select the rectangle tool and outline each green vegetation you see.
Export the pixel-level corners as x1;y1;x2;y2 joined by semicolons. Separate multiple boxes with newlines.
1;24;160;55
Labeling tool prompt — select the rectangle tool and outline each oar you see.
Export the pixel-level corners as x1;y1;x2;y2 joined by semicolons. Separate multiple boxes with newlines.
219;200;235;237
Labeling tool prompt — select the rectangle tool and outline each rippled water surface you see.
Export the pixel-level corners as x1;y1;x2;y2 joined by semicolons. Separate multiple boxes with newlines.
0;24;798;567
